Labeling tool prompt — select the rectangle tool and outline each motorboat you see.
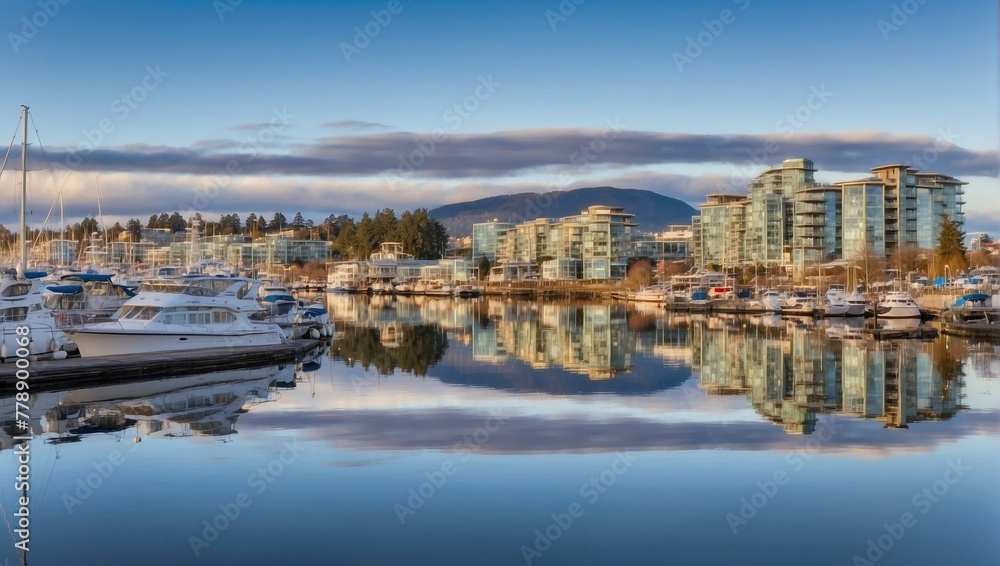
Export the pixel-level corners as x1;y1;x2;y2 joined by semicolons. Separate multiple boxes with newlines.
758;290;783;313
781;291;818;316
633;284;671;304
875;291;922;319
43;272;136;322
64;276;286;357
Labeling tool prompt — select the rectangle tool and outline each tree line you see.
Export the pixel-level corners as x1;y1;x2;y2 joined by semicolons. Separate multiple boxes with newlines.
0;207;450;261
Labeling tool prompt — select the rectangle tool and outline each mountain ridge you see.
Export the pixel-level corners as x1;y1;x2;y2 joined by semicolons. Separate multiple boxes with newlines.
429;187;697;236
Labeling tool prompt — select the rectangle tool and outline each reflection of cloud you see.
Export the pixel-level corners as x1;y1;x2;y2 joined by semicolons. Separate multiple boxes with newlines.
241;408;1000;456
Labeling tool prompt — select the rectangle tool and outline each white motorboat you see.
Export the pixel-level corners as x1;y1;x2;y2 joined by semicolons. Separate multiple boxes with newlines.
781;291;817;316
758;290;783;313
633;284;671;304
822;286;849;317
875;291;922;319
64;276;286;357
43;272;136;322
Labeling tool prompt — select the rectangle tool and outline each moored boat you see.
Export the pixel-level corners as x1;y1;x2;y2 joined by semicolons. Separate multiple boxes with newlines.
64;276;286;357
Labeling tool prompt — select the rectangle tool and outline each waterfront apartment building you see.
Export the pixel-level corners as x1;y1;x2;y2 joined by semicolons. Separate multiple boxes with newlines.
631;225;693;261
691;158;967;280
837;165;966;259
169;232;331;267
493;205;636;281
472;221;514;262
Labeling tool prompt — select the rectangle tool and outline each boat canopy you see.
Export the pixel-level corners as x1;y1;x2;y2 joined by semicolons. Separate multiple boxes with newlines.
46;284;84;295
60;273;114;282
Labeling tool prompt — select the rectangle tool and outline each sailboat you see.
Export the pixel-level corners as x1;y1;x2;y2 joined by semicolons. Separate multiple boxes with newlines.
0;106;73;361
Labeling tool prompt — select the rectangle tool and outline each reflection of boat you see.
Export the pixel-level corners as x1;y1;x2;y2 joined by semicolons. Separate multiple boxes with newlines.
68;366;288;439
65;277;286;357
877;317;921;330
876;291;921;319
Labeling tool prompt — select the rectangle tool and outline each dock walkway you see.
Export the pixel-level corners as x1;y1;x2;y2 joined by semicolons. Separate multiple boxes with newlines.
0;339;322;394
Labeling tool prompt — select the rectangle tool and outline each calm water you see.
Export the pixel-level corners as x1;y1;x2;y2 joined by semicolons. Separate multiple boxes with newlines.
2;295;998;565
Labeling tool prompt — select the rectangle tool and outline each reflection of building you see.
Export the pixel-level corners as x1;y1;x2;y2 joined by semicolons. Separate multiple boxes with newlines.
686;316;965;433
472;302;632;379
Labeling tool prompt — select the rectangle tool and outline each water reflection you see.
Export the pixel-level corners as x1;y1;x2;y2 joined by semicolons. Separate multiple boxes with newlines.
327;294;979;434
0;363;297;451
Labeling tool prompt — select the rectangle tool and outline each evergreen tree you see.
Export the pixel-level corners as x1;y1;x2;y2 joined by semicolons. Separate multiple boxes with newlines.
936;215;968;273
125;218;143;241
269;212;287;231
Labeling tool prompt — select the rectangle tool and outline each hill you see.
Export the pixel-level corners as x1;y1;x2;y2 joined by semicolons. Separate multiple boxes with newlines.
430;187;697;236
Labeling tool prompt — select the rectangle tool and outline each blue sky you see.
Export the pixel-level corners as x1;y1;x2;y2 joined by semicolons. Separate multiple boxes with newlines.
0;0;997;235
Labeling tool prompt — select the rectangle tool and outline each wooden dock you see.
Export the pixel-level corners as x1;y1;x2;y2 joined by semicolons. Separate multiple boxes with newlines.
0;339;323;394
863;327;939;340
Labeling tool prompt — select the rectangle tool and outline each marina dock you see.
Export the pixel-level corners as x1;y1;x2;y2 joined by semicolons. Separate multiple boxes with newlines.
0;339;323;394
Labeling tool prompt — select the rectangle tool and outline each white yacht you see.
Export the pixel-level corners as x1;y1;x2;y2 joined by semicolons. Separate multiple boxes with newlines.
822;286;849;317
633;284;672;304
875;291;922;319
758;290;784;313
1;270;74;361
64;277;286;357
43;272;136;321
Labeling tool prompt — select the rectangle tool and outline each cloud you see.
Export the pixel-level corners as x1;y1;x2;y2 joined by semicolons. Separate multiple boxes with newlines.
25;129;998;180
321;120;389;130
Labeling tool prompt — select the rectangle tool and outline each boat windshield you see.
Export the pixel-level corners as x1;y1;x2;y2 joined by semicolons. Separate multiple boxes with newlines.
113;305;162;320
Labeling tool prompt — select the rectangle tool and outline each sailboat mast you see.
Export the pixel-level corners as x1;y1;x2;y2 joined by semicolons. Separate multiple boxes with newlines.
18;105;28;279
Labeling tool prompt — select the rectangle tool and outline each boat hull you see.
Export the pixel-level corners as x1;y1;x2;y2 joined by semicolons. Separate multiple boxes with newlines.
65;329;285;358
